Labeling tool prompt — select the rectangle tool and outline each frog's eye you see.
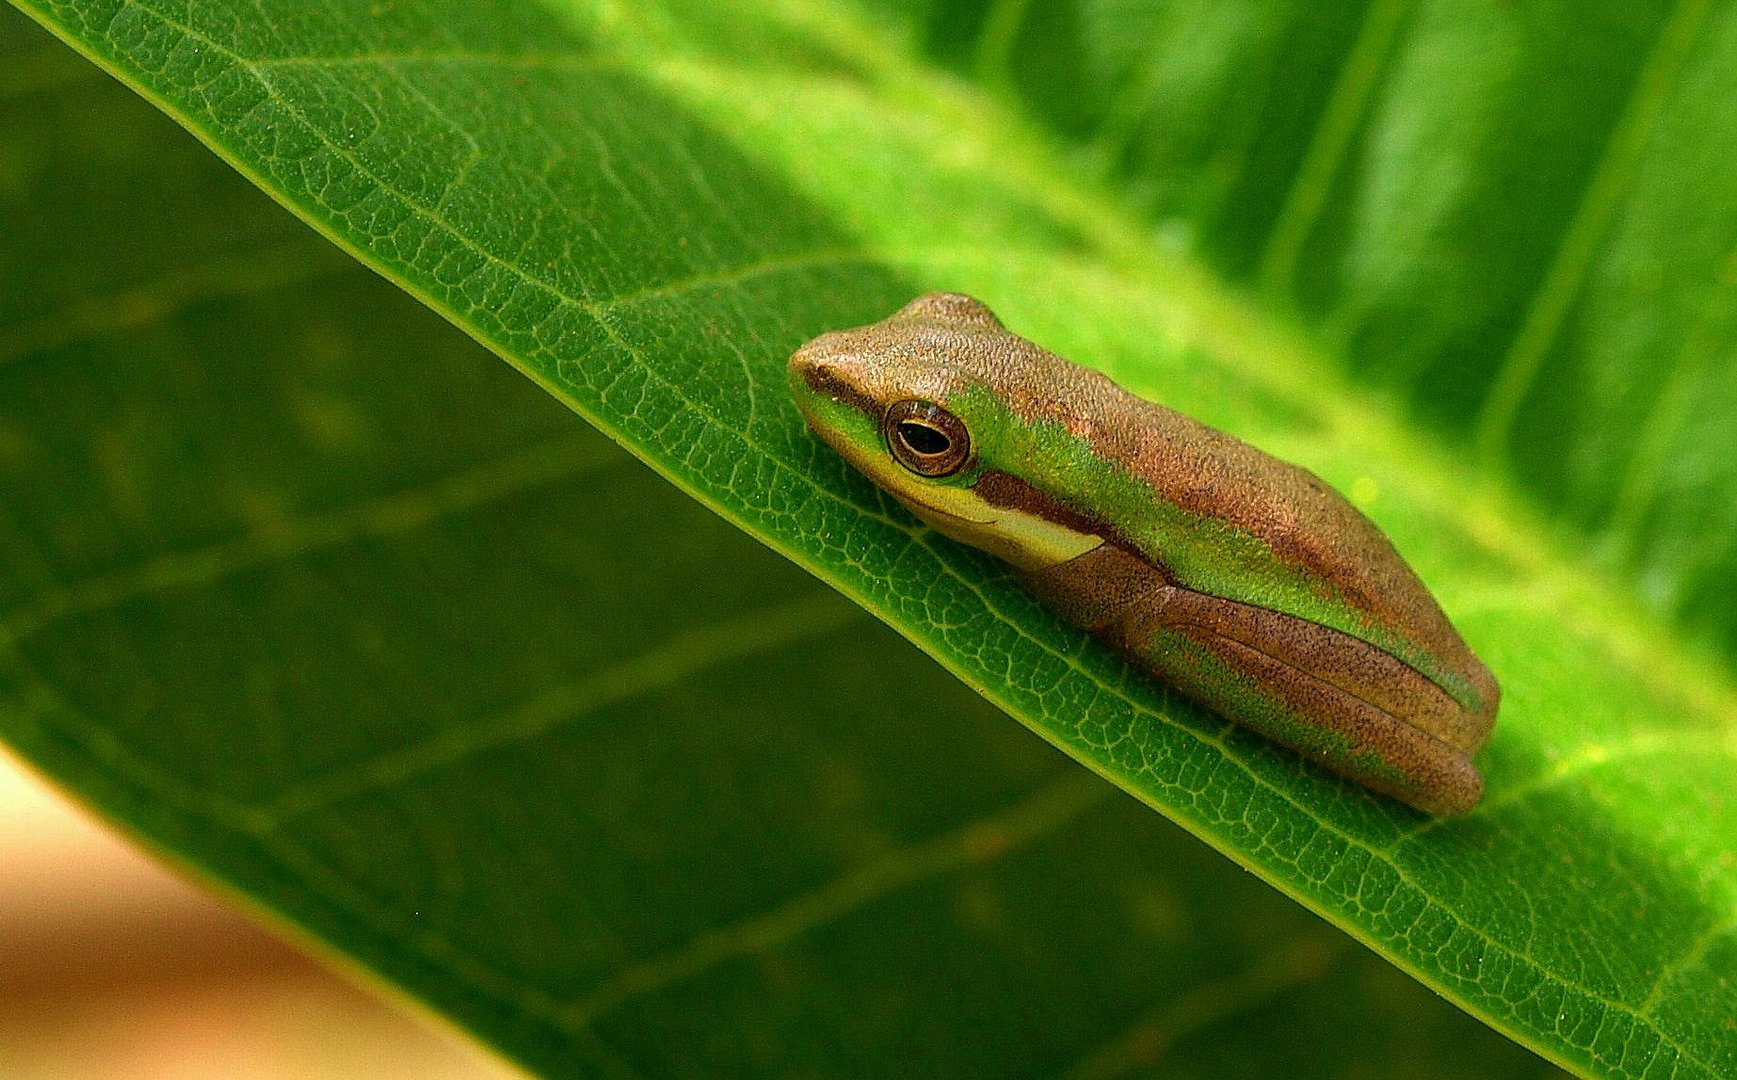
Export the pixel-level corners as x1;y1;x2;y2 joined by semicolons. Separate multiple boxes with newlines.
884;399;971;478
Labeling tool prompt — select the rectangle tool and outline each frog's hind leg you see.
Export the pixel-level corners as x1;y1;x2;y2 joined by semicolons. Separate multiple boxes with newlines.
1017;543;1483;815
1127;589;1484;816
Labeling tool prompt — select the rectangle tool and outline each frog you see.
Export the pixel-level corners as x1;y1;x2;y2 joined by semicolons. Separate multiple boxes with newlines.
788;292;1498;816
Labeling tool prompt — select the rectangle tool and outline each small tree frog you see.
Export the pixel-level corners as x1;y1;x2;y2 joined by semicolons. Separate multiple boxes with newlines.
789;292;1498;816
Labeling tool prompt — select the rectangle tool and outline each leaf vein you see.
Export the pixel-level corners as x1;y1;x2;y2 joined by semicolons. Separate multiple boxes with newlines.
1257;0;1411;296
554;770;1112;1029
1473;0;1713;463
258;591;860;823
0;434;621;646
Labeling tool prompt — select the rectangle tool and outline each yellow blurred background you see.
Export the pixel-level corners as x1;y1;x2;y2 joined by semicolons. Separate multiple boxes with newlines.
0;748;522;1079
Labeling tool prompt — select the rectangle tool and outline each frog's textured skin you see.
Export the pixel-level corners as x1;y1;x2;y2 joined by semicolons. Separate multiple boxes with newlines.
789;292;1498;816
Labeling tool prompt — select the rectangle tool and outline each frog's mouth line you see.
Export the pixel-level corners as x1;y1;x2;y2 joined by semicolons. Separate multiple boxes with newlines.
790;382;998;528
898;494;994;527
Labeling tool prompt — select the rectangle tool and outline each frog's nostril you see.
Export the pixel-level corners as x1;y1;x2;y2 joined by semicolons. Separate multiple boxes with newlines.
788;344;819;380
788;336;879;417
788;339;842;393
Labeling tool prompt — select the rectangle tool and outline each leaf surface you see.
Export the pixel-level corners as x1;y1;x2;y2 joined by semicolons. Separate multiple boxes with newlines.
4;2;1735;1077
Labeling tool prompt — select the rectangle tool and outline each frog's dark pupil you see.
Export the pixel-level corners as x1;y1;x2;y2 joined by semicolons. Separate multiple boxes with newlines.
898;422;951;456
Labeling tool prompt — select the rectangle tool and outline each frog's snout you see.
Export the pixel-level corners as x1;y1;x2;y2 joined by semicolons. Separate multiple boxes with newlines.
788;333;842;390
788;332;868;412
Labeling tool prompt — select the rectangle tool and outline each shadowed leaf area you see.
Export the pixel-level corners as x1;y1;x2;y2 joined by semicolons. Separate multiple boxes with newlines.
3;1;1735;1078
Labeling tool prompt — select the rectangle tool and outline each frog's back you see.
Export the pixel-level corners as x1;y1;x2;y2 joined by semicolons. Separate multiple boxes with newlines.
962;331;1496;728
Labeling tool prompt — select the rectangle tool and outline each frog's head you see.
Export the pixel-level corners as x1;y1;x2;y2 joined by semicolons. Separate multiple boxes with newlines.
789;292;1105;570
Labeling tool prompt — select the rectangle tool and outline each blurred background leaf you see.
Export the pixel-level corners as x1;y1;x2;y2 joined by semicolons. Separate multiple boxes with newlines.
3;1;1734;1078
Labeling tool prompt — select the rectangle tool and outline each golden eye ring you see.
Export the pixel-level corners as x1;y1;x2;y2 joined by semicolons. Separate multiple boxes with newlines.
884;399;971;477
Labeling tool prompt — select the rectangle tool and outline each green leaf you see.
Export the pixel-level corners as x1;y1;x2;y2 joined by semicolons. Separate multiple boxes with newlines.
3;2;1733;1078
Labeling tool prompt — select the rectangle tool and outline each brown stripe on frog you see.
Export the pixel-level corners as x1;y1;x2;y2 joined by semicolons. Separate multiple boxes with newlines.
973;469;1154;574
974;466;1484;748
982;349;1493;714
1016;543;1485;812
793;360;886;423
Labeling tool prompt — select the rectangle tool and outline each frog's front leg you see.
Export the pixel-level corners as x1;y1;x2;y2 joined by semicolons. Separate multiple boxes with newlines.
1017;545;1484;815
